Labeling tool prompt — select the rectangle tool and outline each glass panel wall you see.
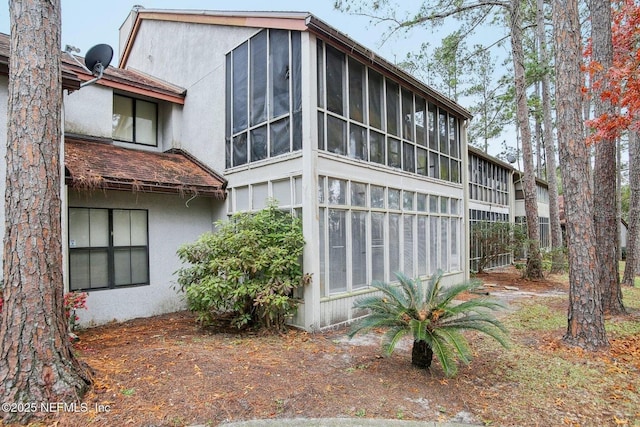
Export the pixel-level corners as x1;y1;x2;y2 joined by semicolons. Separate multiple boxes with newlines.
318;176;463;296
226;30;302;167
316;40;463;184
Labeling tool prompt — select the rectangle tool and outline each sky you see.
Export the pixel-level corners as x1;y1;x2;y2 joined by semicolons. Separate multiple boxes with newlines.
0;0;510;156
0;1;424;69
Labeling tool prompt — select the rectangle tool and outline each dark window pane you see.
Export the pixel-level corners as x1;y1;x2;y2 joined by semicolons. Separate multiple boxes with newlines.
233;133;248;166
415;96;426;146
327;115;347;155
370;130;385;165
232;41;248;133
428;103;437;150
402;88;413;141
429;150;439;178
225;138;231;168
387;137;401;168
250;30;268;126
292;31;302;113
292;110;302;151
318;111;325;150
403;142;415;173
270;117;290;157
349;58;365;123
417;147;427;175
326;44;345;115
368;69;384;130
440;155;450;180
439;111;448;154
451;160;460;183
351;182;367;207
250;125;268;161
349;124;367;161
386;80;399;136
225;54;231;138
449;115;459;158
270;30;290;118
317;40;324;109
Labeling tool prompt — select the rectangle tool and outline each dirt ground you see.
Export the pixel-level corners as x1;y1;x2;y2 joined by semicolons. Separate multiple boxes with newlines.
30;267;640;427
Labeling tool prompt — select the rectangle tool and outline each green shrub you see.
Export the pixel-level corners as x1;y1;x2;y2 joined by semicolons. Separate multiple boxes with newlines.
349;271;509;377
470;221;528;273
541;247;568;273
176;202;310;330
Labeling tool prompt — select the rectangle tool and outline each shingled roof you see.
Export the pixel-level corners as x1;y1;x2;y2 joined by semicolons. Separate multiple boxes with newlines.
65;136;226;199
0;32;185;102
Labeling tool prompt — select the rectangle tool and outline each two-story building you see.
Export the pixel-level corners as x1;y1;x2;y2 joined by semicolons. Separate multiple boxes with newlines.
1;8;472;330
0;8;551;331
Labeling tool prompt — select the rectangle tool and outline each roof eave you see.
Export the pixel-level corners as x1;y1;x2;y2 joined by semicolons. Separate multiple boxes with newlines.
66;176;226;199
120;10;310;68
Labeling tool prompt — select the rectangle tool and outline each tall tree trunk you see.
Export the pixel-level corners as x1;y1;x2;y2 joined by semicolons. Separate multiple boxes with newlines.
510;0;543;279
552;0;608;350
0;1;91;423
623;128;640;286
537;0;564;273
535;105;543;178
589;0;625;314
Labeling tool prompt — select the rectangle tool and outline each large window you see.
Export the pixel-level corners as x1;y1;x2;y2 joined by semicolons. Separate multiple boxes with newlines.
317;40;463;184
318;176;462;295
468;153;510;205
226;29;302;168
469;209;511;271
113;94;158;146
69;208;149;291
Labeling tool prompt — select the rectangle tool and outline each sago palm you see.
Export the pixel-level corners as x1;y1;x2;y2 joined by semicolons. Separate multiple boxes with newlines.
349;271;509;377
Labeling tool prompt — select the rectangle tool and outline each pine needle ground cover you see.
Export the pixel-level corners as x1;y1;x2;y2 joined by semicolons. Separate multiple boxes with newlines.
33;267;640;427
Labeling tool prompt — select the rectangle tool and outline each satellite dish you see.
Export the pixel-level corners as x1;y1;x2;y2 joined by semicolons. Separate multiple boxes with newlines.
506;153;517;164
84;44;113;75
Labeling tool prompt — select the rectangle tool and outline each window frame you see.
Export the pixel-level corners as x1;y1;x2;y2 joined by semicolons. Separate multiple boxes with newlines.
112;94;158;147
317;176;463;296
68;207;150;291
316;40;464;185
225;29;303;168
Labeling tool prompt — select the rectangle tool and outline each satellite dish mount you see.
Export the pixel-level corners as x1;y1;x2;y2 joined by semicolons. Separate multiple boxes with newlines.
65;43;113;88
81;44;113;87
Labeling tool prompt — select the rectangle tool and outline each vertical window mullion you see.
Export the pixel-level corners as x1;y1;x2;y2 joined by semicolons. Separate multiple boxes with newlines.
108;209;115;288
131;99;137;143
266;29;271;156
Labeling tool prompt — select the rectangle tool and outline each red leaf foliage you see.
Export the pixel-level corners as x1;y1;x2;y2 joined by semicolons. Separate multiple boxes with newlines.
585;0;640;142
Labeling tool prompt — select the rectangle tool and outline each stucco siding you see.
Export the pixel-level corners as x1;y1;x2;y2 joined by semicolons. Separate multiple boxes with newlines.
68;189;217;326
64;84;114;139
124;20;258;174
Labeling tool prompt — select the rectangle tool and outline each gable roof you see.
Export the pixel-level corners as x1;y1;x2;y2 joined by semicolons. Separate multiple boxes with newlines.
62;56;186;104
119;8;472;120
64;135;226;199
0;32;185;103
